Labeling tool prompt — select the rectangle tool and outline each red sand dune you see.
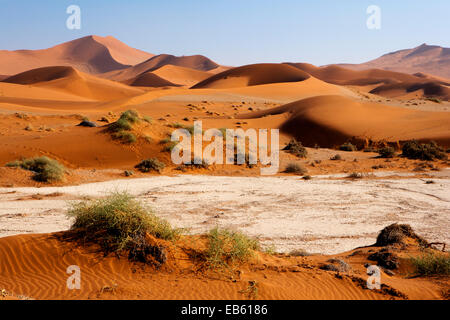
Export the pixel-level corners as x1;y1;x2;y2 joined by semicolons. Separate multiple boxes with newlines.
369;81;450;100
103;54;220;81
338;43;450;79
287;63;450;101
151;65;213;87
191;63;311;89
124;72;180;88
2;66;144;101
286;63;421;85
0;35;153;75
238;95;450;147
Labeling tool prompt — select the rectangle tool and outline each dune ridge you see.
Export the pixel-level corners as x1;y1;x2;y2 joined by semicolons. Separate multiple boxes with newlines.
192;63;311;89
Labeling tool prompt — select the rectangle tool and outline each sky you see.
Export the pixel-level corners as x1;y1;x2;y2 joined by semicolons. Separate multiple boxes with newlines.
0;0;449;66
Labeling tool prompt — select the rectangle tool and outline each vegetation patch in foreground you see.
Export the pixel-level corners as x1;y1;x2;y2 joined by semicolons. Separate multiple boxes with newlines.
410;252;450;276
67;192;180;255
206;227;259;269
5;156;65;182
135;158;165;173
401;140;447;161
283;139;308;158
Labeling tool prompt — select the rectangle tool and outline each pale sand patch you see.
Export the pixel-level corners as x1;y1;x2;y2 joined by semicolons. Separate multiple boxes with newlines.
0;173;448;254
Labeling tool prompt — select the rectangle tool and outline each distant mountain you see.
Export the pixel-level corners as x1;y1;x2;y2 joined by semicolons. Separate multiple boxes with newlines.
0;35;154;75
338;44;450;79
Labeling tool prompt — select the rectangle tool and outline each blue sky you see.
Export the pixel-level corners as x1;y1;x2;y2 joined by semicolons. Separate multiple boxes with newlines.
0;0;449;66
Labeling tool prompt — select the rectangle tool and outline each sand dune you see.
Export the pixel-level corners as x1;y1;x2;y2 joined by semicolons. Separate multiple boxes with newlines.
0;35;152;76
287;63;450;101
151;65;213;87
2;66;144;101
369;81;450;100
123;72;180;88
192;63;311;89
239;95;450;147
339;43;450;79
103;54;220;82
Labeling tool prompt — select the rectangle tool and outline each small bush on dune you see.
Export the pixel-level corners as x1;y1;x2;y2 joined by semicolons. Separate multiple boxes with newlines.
340;142;357;152
284;162;307;175
107;110;141;144
206;227;259;269
135;158;165;173
67;192;180;254
330;154;342;160
283;139;308;158
377;146;396;158
410;253;450;276
6;156;65;182
402;140;447;161
112;131;137;144
375;223;428;247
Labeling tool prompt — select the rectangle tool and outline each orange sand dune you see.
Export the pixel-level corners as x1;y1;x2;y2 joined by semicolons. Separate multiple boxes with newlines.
239;95;450;147
338;43;450;79
0;35;152;75
286;63;422;85
123;72;180;88
2;66;144;101
287;63;450;101
102;54;220;82
192;63;311;89
369;81;450;100
0;232;446;300
151;65;213;87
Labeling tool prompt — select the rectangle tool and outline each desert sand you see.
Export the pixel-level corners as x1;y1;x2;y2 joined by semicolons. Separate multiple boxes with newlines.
0;36;449;301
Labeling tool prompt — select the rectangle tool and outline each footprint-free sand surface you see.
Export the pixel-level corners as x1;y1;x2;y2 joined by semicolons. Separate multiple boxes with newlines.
1;172;449;254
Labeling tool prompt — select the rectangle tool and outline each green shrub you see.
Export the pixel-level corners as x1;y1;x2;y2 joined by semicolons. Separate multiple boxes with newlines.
330;154;342;160
206;227;259;269
284;162;307;175
6;156;65;182
402;140;447;161
283;139;308;158
410;253;450;276
67;192;180;254
112;131;137;144
340;142;357;152
377;146;396;158
135;158;165;173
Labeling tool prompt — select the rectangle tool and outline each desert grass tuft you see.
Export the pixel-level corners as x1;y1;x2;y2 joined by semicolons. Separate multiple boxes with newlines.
206;227;259;269
410;252;450;276
6;156;65;182
67;192;180;254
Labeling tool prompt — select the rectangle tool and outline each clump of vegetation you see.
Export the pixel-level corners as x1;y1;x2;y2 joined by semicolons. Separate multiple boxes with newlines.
6;156;65;182
24;124;33;131
162;141;178;152
67;192;180;255
112;131;136;144
347;172;363;179
124;170;134;177
289;249;311;257
401;140;447;161
135;158;165;173
284;162;307;175
339;142;357;152
283;139;308;158
410;252;450;276
330;154;342;161
425;97;441;104
206;227;259;269
377;146;396;158
375;223;428;247
107;110;141;144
